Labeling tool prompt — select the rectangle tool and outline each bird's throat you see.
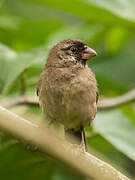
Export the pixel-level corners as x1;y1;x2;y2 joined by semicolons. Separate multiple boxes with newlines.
81;59;87;67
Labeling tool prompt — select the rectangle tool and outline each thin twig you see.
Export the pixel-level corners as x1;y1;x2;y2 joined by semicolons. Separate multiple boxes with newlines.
4;96;39;109
20;72;27;95
3;89;135;110
0;106;130;180
98;89;135;110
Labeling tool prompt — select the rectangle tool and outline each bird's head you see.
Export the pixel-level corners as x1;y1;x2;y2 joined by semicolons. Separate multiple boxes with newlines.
47;39;97;67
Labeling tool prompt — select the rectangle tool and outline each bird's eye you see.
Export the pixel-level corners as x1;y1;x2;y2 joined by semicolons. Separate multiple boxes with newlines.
70;47;78;53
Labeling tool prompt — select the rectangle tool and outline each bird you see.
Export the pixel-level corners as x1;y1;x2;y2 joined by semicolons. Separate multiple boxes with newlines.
37;39;98;151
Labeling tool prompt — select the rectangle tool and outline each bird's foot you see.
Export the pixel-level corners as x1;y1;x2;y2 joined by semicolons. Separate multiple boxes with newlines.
73;143;87;153
26;143;38;152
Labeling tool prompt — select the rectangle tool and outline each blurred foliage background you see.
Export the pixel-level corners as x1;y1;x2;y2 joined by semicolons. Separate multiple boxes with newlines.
0;0;135;179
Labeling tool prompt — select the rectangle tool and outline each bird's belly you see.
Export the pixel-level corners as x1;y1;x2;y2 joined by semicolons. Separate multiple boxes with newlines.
41;78;97;130
61;87;97;129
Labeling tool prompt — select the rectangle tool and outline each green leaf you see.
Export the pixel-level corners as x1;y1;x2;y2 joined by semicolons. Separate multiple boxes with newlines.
5;0;82;23
15;0;135;26
88;135;133;176
93;106;135;160
84;0;135;22
0;15;21;30
91;48;135;89
0;135;85;180
106;26;133;55
0;44;45;93
46;23;105;50
12;20;62;52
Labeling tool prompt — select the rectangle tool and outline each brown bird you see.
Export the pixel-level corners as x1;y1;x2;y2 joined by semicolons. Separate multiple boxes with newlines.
37;39;98;151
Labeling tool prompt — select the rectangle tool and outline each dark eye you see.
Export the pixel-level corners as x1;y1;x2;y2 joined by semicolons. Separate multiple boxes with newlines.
70;47;78;53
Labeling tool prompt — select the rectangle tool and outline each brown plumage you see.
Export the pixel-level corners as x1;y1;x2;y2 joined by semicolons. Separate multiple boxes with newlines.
37;39;98;151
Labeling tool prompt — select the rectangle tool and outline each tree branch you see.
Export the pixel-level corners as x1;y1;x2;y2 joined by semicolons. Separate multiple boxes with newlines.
0;106;130;180
98;89;135;110
20;72;27;95
3;89;135;110
4;96;39;109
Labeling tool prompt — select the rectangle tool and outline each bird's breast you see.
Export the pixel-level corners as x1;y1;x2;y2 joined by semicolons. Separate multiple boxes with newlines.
39;67;97;129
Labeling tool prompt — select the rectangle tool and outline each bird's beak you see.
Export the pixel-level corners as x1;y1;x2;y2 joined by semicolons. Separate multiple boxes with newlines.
82;46;97;60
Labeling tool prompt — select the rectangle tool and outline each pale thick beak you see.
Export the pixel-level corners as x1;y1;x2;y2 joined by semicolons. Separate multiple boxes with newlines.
82;46;97;60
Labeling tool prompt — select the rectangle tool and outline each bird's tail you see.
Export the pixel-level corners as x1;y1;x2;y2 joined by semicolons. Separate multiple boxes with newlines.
65;127;87;151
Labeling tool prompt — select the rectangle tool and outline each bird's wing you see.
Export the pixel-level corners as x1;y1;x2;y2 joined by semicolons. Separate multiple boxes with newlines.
37;79;41;96
37;88;39;96
96;90;99;104
37;70;45;96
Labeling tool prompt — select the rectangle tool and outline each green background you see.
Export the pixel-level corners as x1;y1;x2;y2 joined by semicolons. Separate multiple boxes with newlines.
0;0;135;179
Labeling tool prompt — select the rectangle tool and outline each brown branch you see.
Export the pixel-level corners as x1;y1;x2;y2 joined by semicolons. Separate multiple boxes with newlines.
4;96;39;109
98;89;135;110
0;106;130;180
3;89;135;110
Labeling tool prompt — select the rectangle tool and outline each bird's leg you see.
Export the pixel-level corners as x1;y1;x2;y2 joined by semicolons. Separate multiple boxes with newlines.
79;128;87;152
47;119;55;128
65;128;87;152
